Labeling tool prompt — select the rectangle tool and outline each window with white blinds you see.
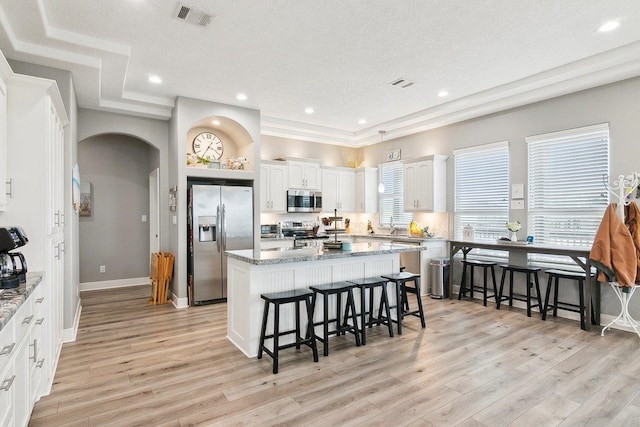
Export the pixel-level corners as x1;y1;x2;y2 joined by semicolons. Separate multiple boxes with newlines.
379;161;412;226
454;141;510;244
527;123;609;260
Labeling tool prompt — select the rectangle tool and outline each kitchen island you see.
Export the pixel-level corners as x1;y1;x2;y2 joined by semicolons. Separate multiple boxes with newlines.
226;242;429;357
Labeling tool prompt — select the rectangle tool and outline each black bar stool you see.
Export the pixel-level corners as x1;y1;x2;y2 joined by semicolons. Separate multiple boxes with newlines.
543;269;596;330
258;289;319;374
497;264;542;317
457;260;498;307
309;281;361;356
347;277;394;345
381;272;425;334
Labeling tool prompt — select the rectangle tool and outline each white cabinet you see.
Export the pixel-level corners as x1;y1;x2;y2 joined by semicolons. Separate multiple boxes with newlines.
260;161;288;212
321;167;355;212
287;159;321;190
0;276;49;427
355;167;378;213
0;55;10;212
403;155;447;212
3;72;67;412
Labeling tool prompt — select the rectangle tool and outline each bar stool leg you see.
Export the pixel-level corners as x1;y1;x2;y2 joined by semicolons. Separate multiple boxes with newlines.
469;266;475;300
414;278;426;328
553;277;560;317
525;272;532;317
533;273;542;316
322;293;330;356
346;290;361;346
490;266;498;307
458;263;468;300
359;287;367;345
542;274;553;321
395;281;403;335
273;302;280;374
258;300;269;360
381;285;394;337
578;279;586;330
295;300;301;350
482;267;488;306
497;269;507;309
305;296;319;362
509;270;514;307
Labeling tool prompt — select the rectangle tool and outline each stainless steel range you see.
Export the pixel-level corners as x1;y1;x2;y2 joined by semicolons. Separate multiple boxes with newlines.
281;221;329;248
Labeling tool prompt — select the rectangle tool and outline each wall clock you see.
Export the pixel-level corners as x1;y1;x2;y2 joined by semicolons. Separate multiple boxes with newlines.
192;132;224;160
386;149;401;161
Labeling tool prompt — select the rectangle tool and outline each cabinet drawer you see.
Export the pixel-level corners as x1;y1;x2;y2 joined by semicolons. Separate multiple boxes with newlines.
0;363;15;427
15;298;34;343
0;317;16;374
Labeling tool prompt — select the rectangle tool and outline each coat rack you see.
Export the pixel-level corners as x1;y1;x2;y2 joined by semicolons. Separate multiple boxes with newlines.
601;173;640;339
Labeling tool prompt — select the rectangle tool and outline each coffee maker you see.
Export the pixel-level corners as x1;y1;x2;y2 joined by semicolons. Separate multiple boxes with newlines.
0;226;29;289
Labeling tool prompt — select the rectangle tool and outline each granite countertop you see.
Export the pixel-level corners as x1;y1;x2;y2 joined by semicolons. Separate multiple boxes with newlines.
349;233;447;244
227;241;428;266
0;272;44;331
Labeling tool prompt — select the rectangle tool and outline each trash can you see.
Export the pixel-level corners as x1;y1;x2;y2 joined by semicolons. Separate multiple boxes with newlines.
430;257;450;299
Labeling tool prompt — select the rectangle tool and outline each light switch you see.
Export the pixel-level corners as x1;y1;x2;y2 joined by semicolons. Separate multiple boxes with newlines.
511;184;524;199
142;215;147;223
511;200;525;210
172;215;177;225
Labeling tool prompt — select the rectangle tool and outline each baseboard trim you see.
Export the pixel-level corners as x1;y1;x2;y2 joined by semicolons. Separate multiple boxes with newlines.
80;277;150;292
62;299;82;343
172;292;189;309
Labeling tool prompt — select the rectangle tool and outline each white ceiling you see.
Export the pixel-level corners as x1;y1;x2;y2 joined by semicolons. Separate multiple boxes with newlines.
1;0;640;147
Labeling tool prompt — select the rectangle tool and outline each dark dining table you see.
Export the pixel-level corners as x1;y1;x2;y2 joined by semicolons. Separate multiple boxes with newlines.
448;239;598;331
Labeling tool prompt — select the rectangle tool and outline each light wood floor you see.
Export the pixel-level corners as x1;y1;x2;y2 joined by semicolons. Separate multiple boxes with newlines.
30;286;640;426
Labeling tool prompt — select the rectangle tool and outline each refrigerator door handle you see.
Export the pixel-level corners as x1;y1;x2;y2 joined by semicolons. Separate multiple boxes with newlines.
216;205;221;252
222;204;227;250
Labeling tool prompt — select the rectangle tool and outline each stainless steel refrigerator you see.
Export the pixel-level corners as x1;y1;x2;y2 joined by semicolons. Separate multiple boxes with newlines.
188;183;253;305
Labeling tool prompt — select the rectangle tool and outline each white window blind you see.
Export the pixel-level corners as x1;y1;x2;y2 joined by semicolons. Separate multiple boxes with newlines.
454;141;510;244
379;161;412;226
527;123;609;258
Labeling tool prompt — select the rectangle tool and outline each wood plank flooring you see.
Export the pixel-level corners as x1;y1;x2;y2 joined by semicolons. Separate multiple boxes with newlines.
30;286;640;426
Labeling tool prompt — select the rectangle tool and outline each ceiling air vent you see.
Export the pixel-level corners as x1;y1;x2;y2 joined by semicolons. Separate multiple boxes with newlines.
175;4;214;27
388;78;415;89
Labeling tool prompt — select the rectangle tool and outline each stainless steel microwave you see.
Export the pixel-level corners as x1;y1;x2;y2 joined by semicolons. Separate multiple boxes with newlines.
287;190;322;213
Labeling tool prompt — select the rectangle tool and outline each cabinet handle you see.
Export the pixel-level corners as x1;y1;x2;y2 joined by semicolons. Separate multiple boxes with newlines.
30;339;38;362
36;359;45;368
0;343;15;356
5;179;12;198
60;241;65;253
22;315;34;325
54;244;60;260
36;317;45;325
0;376;15;391
61;212;65;226
36;297;45;303
54;211;60;226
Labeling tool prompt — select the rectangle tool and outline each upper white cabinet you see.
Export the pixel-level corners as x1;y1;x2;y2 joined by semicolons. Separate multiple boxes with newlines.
322;167;355;212
260;161;288;212
0;55;10;212
355;167;378;213
403;155;447;212
287;159;321;190
3;72;68;411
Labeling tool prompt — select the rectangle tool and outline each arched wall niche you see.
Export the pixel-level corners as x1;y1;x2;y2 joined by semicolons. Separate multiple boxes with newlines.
186;115;255;170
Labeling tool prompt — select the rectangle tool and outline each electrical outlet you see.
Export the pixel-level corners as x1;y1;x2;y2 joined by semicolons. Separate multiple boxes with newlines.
99;265;106;273
141;214;147;223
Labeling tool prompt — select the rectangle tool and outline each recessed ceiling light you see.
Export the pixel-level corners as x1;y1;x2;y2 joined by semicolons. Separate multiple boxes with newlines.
212;120;221;126
236;93;247;101
148;75;162;84
598;20;620;32
358;119;367;125
304;107;314;114
438;90;449;97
